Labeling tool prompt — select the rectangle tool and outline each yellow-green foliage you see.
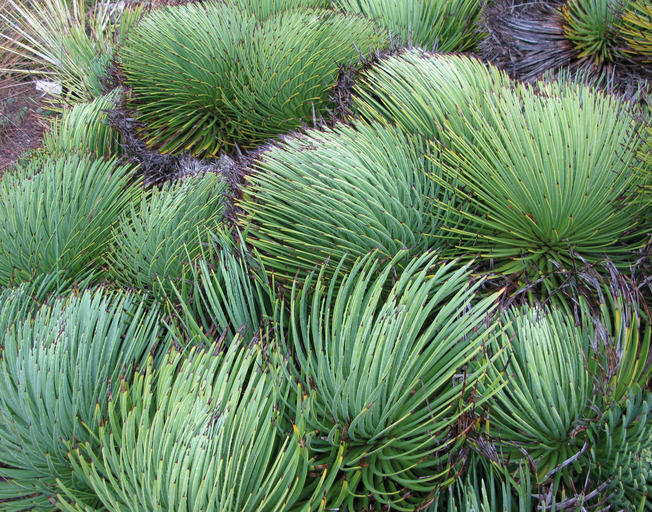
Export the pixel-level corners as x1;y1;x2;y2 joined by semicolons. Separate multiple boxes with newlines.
561;0;620;65
619;0;652;59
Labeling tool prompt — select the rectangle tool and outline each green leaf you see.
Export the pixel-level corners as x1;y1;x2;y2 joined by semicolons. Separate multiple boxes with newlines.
41;89;124;158
353;50;512;147
172;243;275;349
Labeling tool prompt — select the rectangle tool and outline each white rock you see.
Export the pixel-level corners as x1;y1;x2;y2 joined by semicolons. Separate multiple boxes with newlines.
34;80;62;96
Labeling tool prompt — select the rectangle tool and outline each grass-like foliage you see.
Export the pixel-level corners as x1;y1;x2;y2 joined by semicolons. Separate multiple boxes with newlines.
224;0;330;18
480;300;652;504
174;246;274;347
353;50;511;146
482;306;606;481
107;172;228;295
438;80;648;277
334;0;483;51
276;251;502;509
0;289;168;511
0;0;143;103
41;88;123;157
120;1;386;156
65;338;311;512
241;121;459;287
619;0;652;59
561;0;620;66
0;153;141;287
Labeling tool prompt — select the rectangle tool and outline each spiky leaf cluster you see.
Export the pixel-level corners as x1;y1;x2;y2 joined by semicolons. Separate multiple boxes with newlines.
0;153;140;287
0;0;143;103
120;1;386;156
223;0;330;18
561;0;621;65
174;247;273;346
41;89;123;158
0;289;167;511
107;172;228;296
333;0;483;51
241;121;459;287
354;51;648;280
65;338;310;512
437;79;647;276
479;301;652;506
353;50;511;145
619;0;652;59
276;251;503;509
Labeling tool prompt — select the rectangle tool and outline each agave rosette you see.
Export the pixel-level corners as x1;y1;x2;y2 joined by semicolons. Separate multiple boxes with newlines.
276;251;503;509
120;1;386;156
107;172;228;296
333;0;483;51
618;0;652;60
437;79;647;277
0;290;168;511
0;153;140;287
560;0;621;66
65;337;313;512
241;120;461;287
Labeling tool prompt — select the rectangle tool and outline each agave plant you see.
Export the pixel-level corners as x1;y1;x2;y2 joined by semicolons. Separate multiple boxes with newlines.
561;0;621;66
438;79;647;278
41;88;123;157
0;272;76;341
119;1;386;156
64;336;313;512
353;50;512;147
275;251;503;509
584;384;652;510
107;172;228;296
0;289;169;511
478;0;652;94
0;0;143;103
241;120;461;287
618;0;652;60
0;153;141;287
567;268;652;403
334;0;483;52
481;305;603;482
479;299;652;504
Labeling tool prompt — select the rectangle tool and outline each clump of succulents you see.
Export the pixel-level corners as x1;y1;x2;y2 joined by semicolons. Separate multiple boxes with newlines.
119;1;387;156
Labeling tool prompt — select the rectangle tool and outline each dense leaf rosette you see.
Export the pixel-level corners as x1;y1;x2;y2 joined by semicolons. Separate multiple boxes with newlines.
0;153;140;287
241;121;460;287
438;80;648;276
0;290;168;511
277;251;502;509
120;2;386;156
108;172;228;296
65;338;311;512
334;0;483;51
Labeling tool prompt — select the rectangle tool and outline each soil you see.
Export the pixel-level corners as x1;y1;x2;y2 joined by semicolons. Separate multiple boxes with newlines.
0;80;49;175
